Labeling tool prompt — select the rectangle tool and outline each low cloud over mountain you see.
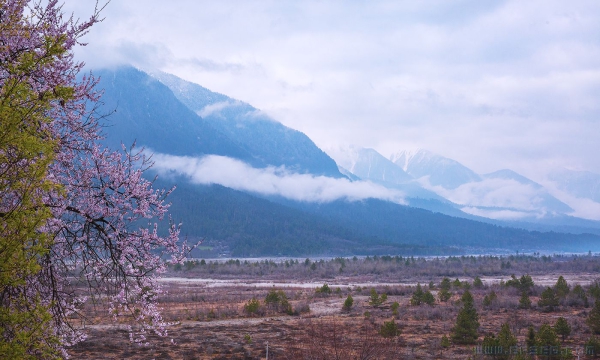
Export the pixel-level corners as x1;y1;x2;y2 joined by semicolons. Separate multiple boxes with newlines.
152;153;406;204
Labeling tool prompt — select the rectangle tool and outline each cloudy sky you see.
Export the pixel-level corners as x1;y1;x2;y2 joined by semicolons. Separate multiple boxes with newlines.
65;0;600;181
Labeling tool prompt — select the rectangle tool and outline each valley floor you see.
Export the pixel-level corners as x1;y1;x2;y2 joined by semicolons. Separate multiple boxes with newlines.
68;255;600;359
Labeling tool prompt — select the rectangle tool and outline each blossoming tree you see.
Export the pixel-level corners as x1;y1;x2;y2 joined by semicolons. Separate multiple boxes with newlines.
0;1;187;357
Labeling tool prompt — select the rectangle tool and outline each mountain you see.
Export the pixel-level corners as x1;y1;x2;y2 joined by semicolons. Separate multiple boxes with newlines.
390;149;481;189
385;150;573;219
148;70;343;178
481;169;573;215
159;181;451;257
95;67;256;163
482;169;542;187
327;145;463;214
157;177;600;256
327;145;412;185
92;65;600;256
548;169;600;203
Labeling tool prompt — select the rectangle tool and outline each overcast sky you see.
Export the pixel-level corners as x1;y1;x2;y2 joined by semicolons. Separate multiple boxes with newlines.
65;0;600;181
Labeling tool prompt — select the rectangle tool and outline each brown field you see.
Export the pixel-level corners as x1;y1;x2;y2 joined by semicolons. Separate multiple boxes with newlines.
67;255;600;359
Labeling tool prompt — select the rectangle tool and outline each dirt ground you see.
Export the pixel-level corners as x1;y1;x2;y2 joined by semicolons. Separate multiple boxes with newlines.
66;270;600;359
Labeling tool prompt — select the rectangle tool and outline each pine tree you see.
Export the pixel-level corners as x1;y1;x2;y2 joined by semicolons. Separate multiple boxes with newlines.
554;317;571;341
410;283;425;305
554;276;570;299
439;288;452;302
482;323;517;359
380;319;400;338
526;326;536;349
441;335;450;348
483;290;498;307
587;300;600;334
538;287;559;312
518;291;531;309
440;277;451;291
536;323;560;350
423;291;436;306
369;289;386;307
572;284;589;307
391;301;400;316
342;295;354;311
585;337;600;357
451;290;479;344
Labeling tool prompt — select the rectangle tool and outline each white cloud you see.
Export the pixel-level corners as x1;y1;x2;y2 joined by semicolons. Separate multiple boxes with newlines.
197;101;237;118
65;0;600;180
151;153;406;204
460;207;534;221
430;178;545;211
538;179;600;221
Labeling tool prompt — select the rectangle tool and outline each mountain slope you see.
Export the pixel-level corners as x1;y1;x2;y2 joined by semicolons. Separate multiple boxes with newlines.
149;71;343;178
95;67;256;163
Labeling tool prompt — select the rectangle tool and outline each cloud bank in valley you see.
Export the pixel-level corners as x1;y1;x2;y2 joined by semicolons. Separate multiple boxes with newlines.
152;153;406;204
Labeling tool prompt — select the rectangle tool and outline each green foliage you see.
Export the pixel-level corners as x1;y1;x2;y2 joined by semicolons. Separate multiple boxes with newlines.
265;290;281;305
316;283;332;295
572;284;588;307
440;277;451;291
481;334;501;356
473;276;484;289
518;291;531;309
409;283;435;306
526;326;536;348
585;337;600;357
451;290;479;345
538;287;559;312
423;291;435;306
591;281;600;301
497;323;517;350
410;283;425;306
264;290;292;314
380;319;400;338
535;323;560;348
0;18;72;357
342;295;354;311
480;326;518;359
587;300;600;335
244;334;252;344
554;317;571;341
438;288;452;302
244;298;261;315
505;274;534;293
369;289;386;307
391;301;400;316
483;290;498;307
441;335;450;348
554;276;570;298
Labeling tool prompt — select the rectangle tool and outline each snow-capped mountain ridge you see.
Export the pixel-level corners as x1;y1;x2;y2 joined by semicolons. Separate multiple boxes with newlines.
390;149;481;190
328;145;586;221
